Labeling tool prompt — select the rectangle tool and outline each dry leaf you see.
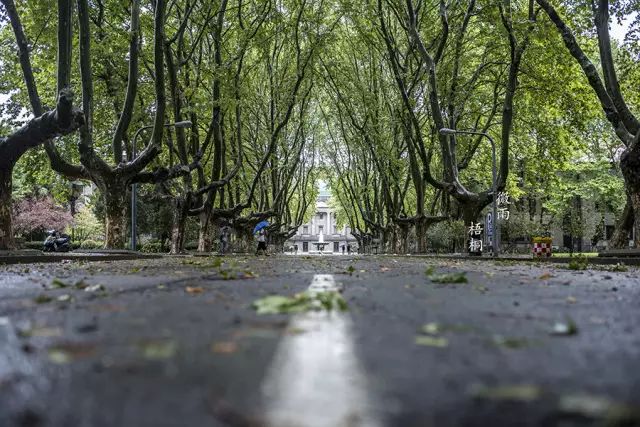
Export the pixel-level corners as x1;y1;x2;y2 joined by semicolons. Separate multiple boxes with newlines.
141;340;177;359
48;343;96;364
415;335;448;348
211;341;238;354
470;384;541;402
186;286;204;294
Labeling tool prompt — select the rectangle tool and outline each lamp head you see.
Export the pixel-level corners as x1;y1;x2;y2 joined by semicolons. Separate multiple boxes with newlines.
438;128;457;135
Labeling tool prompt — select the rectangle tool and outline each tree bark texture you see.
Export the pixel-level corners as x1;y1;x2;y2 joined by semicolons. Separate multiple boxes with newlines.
103;184;127;249
0;169;14;250
620;147;640;247
170;196;190;254
197;211;213;252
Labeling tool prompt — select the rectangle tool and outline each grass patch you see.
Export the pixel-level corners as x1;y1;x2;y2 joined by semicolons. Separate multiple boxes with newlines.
552;252;598;258
568;255;589;271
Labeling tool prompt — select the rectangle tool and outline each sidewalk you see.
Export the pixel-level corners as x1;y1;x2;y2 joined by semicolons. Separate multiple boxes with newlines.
383;253;640;266
0;249;161;265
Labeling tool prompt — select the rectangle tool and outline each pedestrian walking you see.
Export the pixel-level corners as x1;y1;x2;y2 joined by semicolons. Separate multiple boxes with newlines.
256;228;268;255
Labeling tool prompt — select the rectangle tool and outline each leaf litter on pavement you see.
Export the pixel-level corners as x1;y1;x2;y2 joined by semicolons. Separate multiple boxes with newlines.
470;385;640;425
550;318;578;336
252;291;348;314
140;340;177;360
426;268;468;284
469;384;541;402
47;342;97;364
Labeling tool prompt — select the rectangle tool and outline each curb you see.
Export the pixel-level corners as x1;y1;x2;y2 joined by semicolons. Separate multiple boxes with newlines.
373;254;640;266
0;252;162;265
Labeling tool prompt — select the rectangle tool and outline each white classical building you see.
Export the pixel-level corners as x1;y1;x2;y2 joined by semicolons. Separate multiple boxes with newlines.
286;188;357;253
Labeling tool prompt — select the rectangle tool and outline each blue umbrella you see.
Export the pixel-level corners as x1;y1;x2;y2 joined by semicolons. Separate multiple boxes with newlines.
253;220;270;234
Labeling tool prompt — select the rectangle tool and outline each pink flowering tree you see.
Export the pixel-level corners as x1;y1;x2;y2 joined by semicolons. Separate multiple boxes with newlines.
13;196;74;240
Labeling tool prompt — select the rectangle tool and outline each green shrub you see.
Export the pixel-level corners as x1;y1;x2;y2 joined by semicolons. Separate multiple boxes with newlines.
140;240;164;253
24;241;44;250
426;220;465;253
80;239;103;250
568;254;589;270
185;241;199;251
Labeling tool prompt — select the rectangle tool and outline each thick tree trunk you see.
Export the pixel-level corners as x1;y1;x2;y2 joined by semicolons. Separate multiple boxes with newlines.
0;169;14;250
609;197;633;249
399;225;409;254
104;185;127;249
233;227;253;253
619;147;640;248
170;197;189;254
630;193;640;248
271;234;286;253
415;219;427;254
197;210;213;252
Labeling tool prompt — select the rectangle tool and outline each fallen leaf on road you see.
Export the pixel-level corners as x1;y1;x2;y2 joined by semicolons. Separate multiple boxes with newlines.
252;291;348;314
57;294;72;302
34;295;53;304
48;343;96;364
380;267;390;272
141;340;177;359
470;384;541;402
84;284;105;292
558;393;640;424
492;335;530;349
414;335;448;348
211;341;238;354
422;323;476;335
550;319;578;336
421;322;441;335
51;278;69;288
429;272;468;284
74;280;89;290
566;296;577;304
186;286;204;294
538;272;553;280
20;327;62;338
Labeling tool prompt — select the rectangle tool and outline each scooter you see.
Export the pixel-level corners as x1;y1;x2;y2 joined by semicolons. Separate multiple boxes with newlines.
43;230;71;252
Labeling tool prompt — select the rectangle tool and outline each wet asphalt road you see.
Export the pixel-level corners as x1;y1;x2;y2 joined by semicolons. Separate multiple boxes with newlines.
0;255;639;427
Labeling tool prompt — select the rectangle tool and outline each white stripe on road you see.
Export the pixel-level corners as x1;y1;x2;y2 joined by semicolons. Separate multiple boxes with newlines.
261;275;381;427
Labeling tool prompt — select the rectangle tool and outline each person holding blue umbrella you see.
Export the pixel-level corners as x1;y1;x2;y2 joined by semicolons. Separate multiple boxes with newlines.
254;221;269;255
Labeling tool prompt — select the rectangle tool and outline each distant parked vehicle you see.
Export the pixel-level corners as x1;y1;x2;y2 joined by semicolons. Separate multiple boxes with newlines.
43;230;71;252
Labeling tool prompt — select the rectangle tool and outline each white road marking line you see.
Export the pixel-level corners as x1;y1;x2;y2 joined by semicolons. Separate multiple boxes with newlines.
261;274;381;427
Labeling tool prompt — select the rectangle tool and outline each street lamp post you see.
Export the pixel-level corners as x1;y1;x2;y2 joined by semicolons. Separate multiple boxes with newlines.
438;128;499;258
130;121;192;251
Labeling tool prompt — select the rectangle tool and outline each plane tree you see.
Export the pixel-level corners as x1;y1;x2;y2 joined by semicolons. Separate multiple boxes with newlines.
535;0;640;248
0;0;84;250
